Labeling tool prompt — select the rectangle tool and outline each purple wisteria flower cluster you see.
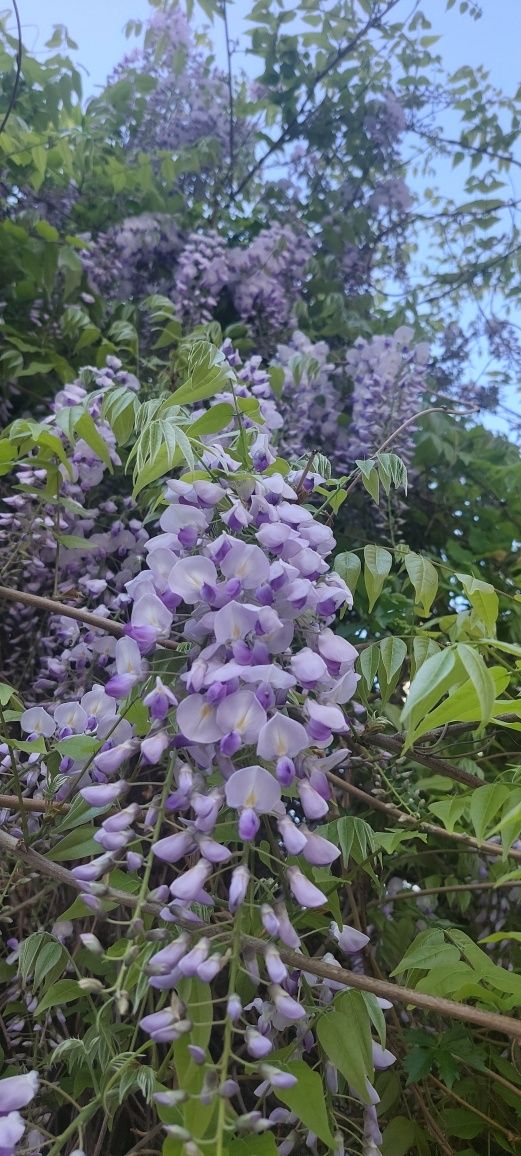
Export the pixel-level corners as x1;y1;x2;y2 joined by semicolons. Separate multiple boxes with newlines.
0;357;147;699
345;327;430;469
0;345;401;1148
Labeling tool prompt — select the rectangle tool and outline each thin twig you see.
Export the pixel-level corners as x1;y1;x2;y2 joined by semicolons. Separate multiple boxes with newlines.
0;793;69;813
0;584;181;653
326;770;521;864
365;732;482;789
373;880;518;905
343;405;477;497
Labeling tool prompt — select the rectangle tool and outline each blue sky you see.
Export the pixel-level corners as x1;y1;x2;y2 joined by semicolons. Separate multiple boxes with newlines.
14;0;521;95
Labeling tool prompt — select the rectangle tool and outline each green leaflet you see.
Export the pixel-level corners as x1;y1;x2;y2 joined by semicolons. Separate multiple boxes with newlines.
334;549;361;593
317;991;374;1102
404;551;439;613
273;1060;334;1145
363;543;393;610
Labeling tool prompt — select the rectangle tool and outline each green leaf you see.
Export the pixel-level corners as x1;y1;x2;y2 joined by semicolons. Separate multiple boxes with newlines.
404;552;438;613
356;459;379;504
413;665;508;734
378;637;407;699
401;648;457;741
0;682;15;706
46;826;100;862
456;573;498;636
334;550;361;594
35;979;82;1015
392;930;460;975
188;403;234;436
19;933;69;990
317;993;374;1102
75;411;113;471
382;1117;417;1156
456;643;495;727
55;736;100;759
469;783;511;840
479;931;521;945
428;797;468;833
359;643;379;692
273;1060;334;1145
363;544;392;611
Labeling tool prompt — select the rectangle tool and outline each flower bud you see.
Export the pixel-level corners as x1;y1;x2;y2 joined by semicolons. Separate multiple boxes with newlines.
78;978;105;994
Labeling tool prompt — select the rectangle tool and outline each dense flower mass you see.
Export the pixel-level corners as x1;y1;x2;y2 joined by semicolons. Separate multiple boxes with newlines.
345;327;430;468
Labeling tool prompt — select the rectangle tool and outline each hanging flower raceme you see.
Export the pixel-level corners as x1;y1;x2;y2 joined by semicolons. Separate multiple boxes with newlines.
0;339;394;1154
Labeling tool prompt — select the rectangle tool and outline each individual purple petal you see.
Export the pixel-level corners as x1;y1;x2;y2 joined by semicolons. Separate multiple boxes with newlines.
177;938;209;977
94;740;135;776
372;1042;396;1070
290;648;328;687
131;590;173;637
302;829;341;866
20;707;55;737
94;829;130;852
71;853;113;882
220;542;270;587
278;816;307;855
104;672;140;699
0;1071;38;1113
168;556;218;603
170;859;212;902
306;699;347;733
298;780;329;820
275;757;295;786
274;902;301;949
197;835;232;864
260;1065;298;1089
213;601;259;644
239;808;260;840
103;803;138;832
143;676;178;720
0;1112;25;1150
54;703;88;733
245;1028;273;1058
160;503;208;534
216;690;267;745
80;782;127;807
257;714;309;759
139;1009;177;1040
269;983;307;1021
261;904;280;937
147;935;190;975
225;766;281;814
198;953;226;982
287;866;327;908
317;629;358;676
264;945;288;984
176;695;221;743
140;730;170;764
331;922;370;954
228;865;250;911
226;994;242;1021
152;830;196;864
